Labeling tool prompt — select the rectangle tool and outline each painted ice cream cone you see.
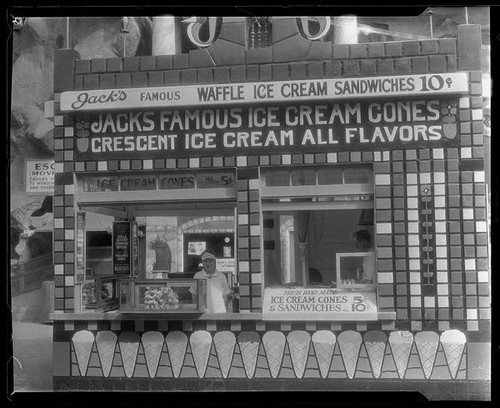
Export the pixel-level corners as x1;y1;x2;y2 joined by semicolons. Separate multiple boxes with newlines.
237;331;261;379
262;331;286;378
118;332;140;378
287;331;311;379
214;331;236;378
166;331;188;378
95;331;117;377
142;331;165;378
388;331;414;379
190;330;213;378
338;331;362;379
312;330;336;379
72;330;95;376
440;330;466;379
363;331;387;379
415;331;439;379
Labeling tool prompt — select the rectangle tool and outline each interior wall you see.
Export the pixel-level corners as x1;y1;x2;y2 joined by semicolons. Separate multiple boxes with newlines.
307;209;363;284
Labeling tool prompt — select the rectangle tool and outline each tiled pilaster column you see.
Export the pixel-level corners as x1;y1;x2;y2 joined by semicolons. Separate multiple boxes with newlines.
236;168;262;312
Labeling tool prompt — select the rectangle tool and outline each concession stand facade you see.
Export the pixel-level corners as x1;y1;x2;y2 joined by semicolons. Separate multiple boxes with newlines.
50;16;490;396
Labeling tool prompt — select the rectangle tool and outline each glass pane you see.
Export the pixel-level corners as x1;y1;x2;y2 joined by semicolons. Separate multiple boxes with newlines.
318;167;343;184
344;166;371;184
291;169;316;186
265;170;290;186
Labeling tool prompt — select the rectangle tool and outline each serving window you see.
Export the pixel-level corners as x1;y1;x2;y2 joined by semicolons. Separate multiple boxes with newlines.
261;164;375;290
74;170;238;314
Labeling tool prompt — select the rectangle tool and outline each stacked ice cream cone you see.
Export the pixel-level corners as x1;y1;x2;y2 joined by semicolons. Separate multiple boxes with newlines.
190;330;213;378
415;331;439;379
287;331;311;379
312;330;336;379
237;331;261;379
262;331;286;378
166;331;188;378
141;331;165;378
440;329;466;379
338;331;362;379
214;331;236;378
72;330;95;376
363;331;387;379
118;332;140;378
96;331;117;377
388;331;414;379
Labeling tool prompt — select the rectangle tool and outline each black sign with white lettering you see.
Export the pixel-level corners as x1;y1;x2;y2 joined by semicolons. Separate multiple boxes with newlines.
113;221;132;275
74;100;459;160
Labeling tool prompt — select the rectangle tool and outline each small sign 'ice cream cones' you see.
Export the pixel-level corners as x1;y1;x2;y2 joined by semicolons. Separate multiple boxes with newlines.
95;331;117;377
440;330;466;379
415;331;440;379
72;330;95;376
141;331;165;378
287;331;311;379
237;331;261;379
190;330;213;378
389;331;414;379
338;331;362;379
363;331;387;379
262;331;286;378
118;332;140;378
312;330;336;379
166;331;188;378
214;331;236;378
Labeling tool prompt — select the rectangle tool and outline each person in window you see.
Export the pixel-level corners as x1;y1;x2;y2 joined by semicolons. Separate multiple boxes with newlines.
189;249;233;313
308;267;323;285
353;230;375;284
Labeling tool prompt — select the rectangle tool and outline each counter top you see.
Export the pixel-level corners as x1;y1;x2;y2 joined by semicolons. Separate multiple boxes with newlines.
49;311;396;321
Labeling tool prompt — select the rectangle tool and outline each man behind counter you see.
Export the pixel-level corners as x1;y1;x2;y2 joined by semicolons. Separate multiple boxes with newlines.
353;229;375;284
189;249;233;313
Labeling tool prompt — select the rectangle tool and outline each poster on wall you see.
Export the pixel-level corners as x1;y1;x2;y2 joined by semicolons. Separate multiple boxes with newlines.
188;241;206;255
75;212;86;283
112;221;132;275
145;217;178;277
216;258;235;274
25;159;55;193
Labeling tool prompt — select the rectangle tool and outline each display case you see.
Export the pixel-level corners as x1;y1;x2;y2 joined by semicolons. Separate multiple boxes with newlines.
80;275;122;311
119;279;207;312
335;252;376;290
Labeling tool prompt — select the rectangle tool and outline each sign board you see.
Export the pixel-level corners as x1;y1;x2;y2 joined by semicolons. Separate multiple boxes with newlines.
81;172;236;192
25;159;55;193
82;176;120;192
61;73;468;112
216;258;235;273
159;173;195;190
73;98;460;160
196;173;234;189
132;222;139;277
262;287;378;321
75;212;86;283
112;221;132;275
119;176;156;191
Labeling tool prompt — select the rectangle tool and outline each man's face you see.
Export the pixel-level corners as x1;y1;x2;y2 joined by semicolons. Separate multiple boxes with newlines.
355;238;370;251
202;258;216;275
